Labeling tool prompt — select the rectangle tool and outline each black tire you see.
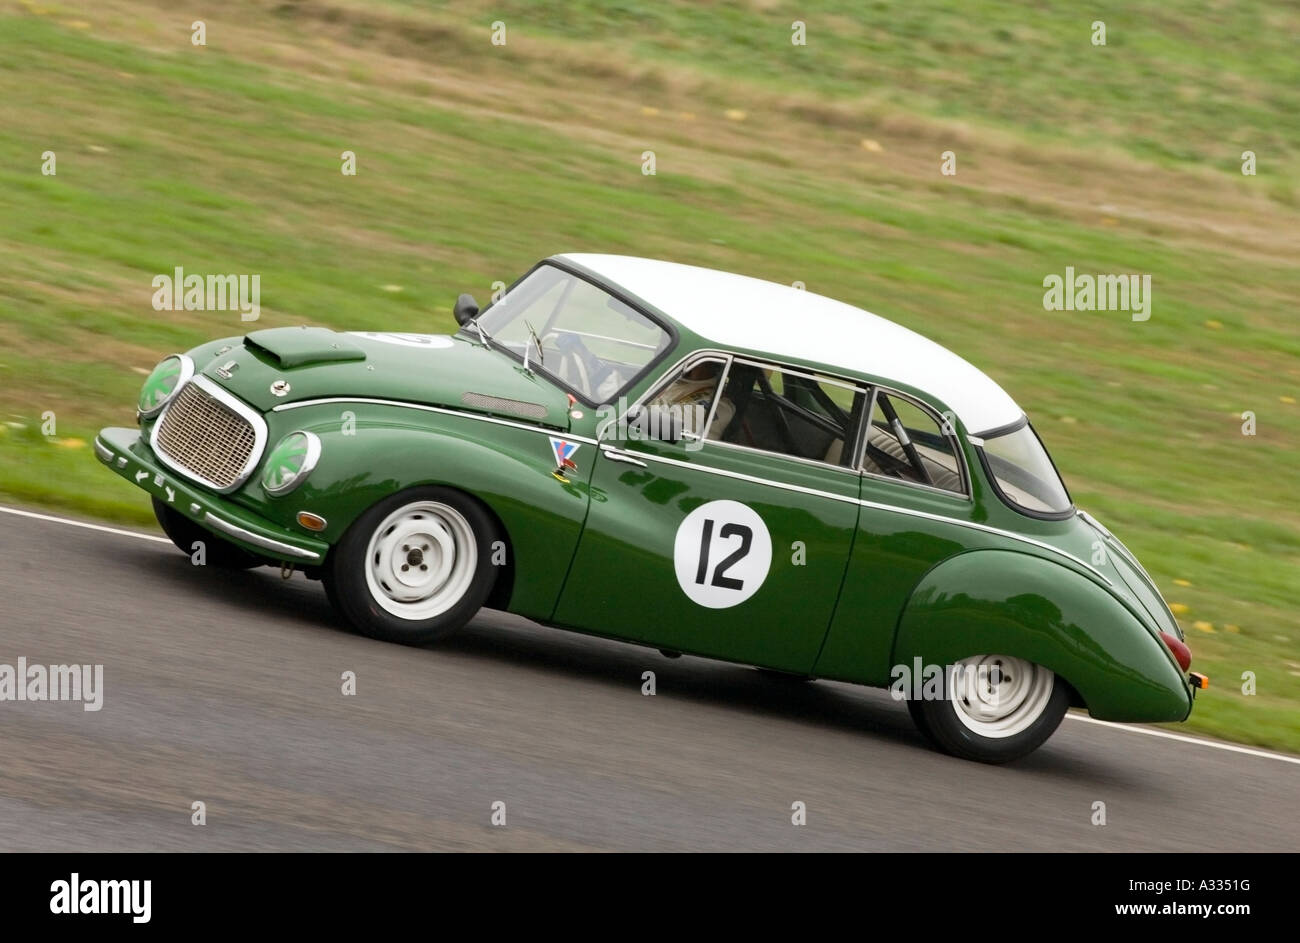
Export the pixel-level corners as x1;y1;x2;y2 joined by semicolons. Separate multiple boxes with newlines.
324;486;499;645
907;657;1069;764
153;498;262;569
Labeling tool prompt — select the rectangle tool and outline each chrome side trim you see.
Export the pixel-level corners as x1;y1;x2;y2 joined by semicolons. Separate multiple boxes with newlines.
622;447;1111;585
271;397;597;444
149;375;269;494
203;512;321;561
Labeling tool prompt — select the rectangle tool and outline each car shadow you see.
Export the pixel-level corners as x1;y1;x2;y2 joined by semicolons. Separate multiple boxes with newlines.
444;611;1131;781
117;547;342;632
125;546;1136;782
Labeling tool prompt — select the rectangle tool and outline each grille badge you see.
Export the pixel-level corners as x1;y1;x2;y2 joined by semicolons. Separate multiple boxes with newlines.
270;380;291;397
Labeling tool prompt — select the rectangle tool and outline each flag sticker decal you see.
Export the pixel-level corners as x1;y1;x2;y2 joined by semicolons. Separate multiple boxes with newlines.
549;437;580;479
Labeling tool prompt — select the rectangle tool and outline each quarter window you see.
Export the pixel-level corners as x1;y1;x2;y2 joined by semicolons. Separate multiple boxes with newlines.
862;392;965;494
645;357;730;439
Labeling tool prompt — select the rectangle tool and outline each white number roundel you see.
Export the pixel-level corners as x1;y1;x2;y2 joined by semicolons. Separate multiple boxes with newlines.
673;500;772;608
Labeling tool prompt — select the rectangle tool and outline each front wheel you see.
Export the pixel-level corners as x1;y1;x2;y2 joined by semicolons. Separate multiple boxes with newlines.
324;487;499;645
906;655;1069;763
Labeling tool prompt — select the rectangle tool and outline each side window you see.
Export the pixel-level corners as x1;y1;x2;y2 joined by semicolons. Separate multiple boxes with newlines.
862;391;965;494
707;361;863;466
645;357;729;440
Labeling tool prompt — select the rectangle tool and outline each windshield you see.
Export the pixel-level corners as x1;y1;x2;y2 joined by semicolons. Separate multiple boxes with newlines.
980;422;1072;516
474;264;671;404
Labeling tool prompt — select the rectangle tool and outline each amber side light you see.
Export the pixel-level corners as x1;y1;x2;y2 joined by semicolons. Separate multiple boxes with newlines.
296;512;327;532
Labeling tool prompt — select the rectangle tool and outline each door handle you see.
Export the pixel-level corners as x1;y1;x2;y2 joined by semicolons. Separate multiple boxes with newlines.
600;446;648;467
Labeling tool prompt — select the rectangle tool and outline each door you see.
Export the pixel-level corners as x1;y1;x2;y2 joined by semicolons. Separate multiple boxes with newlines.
552;354;865;673
813;387;981;685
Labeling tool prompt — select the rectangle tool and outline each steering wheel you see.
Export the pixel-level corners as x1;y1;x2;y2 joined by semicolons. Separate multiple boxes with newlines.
548;332;601;398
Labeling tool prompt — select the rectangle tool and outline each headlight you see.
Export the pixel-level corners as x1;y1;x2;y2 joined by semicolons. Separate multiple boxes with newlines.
262;431;322;495
137;354;194;418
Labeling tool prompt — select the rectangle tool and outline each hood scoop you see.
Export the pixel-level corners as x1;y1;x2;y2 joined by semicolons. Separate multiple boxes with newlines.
244;327;366;368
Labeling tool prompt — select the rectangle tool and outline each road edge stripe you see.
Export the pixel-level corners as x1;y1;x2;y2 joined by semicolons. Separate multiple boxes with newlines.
0;505;169;544
1065;713;1300;766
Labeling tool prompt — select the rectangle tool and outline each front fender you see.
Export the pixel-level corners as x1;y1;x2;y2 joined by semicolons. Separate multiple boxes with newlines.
246;403;592;620
892;549;1192;723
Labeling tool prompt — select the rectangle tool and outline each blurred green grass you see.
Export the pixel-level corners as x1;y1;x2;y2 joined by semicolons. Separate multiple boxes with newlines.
0;0;1297;752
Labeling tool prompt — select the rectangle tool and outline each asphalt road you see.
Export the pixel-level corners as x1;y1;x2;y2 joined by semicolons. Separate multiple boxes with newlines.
0;506;1295;852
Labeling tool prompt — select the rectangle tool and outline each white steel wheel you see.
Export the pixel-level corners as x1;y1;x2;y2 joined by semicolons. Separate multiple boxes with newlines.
948;654;1056;738
906;653;1071;763
363;501;478;620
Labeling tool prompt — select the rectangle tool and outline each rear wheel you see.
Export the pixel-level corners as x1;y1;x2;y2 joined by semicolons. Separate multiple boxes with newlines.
324;487;499;645
153;498;262;569
907;655;1069;763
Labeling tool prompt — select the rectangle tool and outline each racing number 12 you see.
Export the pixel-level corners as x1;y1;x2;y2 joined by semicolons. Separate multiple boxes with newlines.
694;518;753;591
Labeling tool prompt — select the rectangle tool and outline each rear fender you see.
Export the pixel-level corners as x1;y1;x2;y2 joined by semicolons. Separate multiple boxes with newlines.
893;550;1191;722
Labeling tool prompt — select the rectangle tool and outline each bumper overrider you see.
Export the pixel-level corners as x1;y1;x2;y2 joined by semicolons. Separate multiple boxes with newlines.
94;426;328;564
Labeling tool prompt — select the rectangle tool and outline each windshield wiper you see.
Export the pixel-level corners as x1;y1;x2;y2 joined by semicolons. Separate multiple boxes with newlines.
522;320;545;374
465;315;494;349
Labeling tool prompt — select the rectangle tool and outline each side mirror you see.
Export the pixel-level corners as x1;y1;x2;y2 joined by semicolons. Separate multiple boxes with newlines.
453;293;480;326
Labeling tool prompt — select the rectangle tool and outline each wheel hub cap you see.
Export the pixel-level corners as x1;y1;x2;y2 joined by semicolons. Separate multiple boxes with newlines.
363;502;478;620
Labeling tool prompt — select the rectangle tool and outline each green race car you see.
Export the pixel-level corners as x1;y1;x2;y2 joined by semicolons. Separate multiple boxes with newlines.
96;254;1204;762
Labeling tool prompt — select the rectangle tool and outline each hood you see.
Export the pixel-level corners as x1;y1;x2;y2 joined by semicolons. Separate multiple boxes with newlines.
190;327;572;428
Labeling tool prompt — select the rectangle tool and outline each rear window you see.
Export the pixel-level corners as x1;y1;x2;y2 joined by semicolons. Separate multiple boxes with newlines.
980;423;1072;516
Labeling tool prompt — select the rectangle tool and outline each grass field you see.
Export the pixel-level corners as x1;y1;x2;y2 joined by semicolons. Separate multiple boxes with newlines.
1;0;1297;751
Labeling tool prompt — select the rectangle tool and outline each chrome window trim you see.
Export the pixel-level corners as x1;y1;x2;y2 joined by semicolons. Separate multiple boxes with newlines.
203;512;321;561
703;437;862;477
137;353;195;420
272;397;598;445
149;374;269;494
860;467;976;501
263;430;323;496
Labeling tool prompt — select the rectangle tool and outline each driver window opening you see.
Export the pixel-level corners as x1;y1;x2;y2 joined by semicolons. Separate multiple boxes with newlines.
862;391;965;494
706;361;863;466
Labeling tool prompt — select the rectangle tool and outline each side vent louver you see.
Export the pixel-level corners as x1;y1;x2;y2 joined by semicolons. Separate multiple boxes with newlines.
461;392;547;420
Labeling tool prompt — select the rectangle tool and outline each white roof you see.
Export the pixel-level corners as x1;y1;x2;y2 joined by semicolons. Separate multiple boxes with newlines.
560;254;1023;433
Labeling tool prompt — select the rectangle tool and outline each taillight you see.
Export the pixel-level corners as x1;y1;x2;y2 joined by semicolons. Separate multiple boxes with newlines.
1160;631;1192;672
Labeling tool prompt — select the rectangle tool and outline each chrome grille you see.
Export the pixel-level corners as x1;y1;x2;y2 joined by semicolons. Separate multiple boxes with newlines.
155;383;258;489
461;391;547;420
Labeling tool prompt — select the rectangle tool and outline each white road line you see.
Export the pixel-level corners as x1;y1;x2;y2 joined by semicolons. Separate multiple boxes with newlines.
0;505;169;544
1066;713;1300;766
3;504;1300;767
